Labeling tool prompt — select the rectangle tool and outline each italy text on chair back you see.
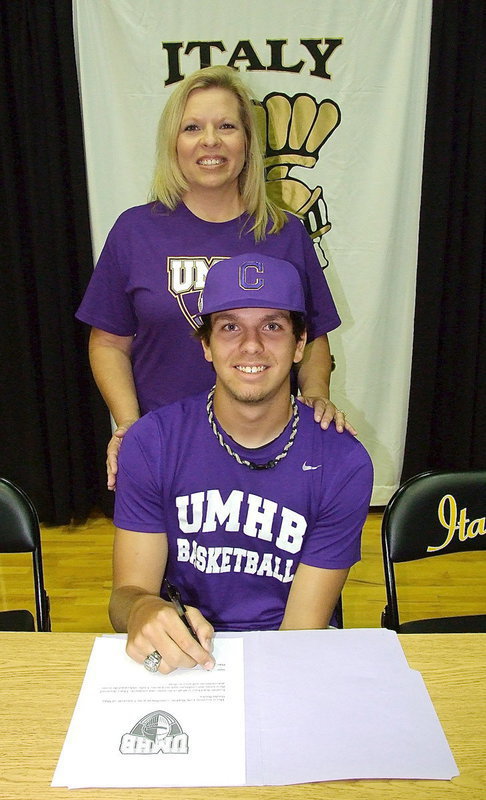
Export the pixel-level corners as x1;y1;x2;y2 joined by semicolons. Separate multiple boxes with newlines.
381;470;486;633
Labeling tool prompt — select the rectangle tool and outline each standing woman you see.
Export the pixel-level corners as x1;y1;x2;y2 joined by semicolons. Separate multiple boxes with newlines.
76;66;354;489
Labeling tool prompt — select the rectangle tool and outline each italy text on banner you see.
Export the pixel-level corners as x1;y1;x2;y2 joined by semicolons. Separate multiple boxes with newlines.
73;0;432;503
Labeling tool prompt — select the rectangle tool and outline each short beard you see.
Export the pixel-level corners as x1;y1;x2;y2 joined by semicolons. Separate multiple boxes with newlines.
226;387;270;404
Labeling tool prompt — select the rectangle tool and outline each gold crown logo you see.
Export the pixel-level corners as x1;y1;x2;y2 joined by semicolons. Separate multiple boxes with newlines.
254;93;340;241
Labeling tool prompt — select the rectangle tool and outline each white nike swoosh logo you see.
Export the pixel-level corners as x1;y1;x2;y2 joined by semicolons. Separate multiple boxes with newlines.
302;462;322;471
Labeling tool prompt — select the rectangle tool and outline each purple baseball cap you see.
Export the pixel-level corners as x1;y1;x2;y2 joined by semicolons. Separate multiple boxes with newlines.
198;253;306;316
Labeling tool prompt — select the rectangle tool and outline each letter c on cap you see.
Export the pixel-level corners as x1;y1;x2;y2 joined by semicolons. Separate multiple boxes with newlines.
239;263;264;291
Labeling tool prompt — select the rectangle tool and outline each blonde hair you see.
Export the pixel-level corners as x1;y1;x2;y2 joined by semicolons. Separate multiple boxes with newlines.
149;66;287;240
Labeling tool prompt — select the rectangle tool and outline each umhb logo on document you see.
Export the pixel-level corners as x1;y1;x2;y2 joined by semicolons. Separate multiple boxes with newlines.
120;711;189;755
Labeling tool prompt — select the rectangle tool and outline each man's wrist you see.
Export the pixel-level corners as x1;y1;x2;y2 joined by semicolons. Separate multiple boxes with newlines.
110;587;163;633
128;592;166;621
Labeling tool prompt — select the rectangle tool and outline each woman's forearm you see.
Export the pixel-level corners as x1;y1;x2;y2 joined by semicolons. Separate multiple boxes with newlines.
296;334;332;398
89;327;140;425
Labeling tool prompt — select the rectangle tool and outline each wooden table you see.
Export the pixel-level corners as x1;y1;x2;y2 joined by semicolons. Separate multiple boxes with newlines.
0;632;484;799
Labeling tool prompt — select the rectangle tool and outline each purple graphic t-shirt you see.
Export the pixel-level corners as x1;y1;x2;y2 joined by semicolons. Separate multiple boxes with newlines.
114;394;373;632
76;203;340;413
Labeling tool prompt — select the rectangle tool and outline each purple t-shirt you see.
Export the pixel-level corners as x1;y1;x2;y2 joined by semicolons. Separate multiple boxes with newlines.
76;203;340;413
114;393;373;632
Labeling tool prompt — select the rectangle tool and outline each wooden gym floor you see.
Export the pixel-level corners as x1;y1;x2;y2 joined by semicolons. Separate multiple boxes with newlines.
0;509;485;632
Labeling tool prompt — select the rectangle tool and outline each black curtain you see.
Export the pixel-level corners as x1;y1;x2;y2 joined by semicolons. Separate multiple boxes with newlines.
0;1;113;524
401;0;486;480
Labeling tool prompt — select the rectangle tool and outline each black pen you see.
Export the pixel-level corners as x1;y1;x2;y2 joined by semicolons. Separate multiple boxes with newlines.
164;580;199;640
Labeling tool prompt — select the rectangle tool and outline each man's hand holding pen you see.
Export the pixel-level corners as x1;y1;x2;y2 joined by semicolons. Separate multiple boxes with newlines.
125;588;215;675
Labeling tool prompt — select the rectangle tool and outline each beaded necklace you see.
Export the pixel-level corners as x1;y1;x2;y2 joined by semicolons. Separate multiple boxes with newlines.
206;385;299;470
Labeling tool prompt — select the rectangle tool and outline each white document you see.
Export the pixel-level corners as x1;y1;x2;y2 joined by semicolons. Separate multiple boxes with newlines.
53;629;459;787
52;636;245;788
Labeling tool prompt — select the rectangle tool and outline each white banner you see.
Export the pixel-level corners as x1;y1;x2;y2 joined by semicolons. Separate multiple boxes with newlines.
73;0;432;503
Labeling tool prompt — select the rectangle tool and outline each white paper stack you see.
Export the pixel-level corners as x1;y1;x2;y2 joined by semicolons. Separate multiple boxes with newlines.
52;628;458;788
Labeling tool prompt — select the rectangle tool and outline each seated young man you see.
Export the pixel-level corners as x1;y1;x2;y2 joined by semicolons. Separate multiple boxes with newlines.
110;253;373;674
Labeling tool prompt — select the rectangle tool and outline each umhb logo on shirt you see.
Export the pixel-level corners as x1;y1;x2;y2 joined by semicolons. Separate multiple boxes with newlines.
175;489;307;583
167;256;226;329
177;489;307;552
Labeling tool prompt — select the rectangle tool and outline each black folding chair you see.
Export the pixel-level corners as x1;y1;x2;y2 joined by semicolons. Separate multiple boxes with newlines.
381;470;486;633
0;478;51;631
334;595;343;628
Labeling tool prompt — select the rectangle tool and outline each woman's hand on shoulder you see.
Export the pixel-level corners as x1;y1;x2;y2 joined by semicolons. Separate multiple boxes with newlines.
298;396;357;435
107;418;140;490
